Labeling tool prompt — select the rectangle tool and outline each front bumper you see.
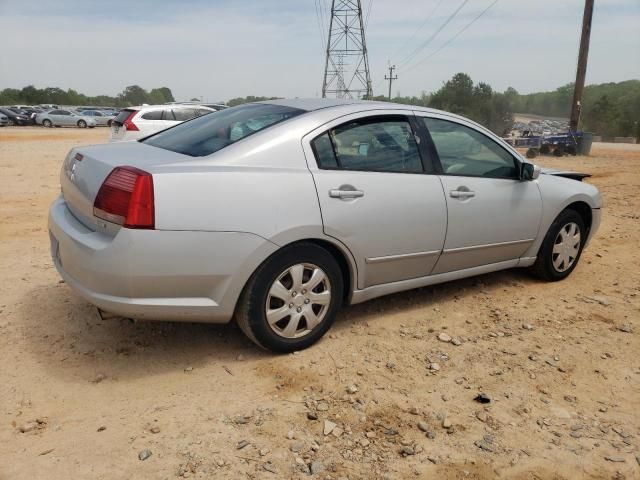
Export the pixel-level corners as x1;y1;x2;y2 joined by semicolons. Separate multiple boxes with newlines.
585;207;601;247
48;196;278;322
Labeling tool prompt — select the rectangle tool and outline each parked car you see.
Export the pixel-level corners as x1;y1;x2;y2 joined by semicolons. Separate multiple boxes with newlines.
0;107;31;126
10;107;41;124
36;109;96;128
109;104;214;141
0;113;8;127
81;110;116;126
48;99;602;352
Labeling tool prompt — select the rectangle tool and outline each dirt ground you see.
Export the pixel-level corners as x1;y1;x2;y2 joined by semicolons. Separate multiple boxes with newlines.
1;127;638;480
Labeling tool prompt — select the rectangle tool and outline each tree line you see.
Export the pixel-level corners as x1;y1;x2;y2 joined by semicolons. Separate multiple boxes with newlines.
1;76;637;139
0;85;175;108
508;80;639;139
375;76;639;139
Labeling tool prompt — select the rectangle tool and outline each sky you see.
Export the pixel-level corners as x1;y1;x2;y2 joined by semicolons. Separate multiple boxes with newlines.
0;0;638;102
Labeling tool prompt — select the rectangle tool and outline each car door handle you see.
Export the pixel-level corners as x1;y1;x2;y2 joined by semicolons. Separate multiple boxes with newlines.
450;190;475;199
329;189;364;199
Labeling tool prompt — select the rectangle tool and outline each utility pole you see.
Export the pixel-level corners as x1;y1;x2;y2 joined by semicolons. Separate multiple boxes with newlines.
322;0;372;99
384;65;397;100
569;0;594;132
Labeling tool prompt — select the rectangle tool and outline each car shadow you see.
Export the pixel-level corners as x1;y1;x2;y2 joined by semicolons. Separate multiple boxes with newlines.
17;269;534;382
333;267;534;331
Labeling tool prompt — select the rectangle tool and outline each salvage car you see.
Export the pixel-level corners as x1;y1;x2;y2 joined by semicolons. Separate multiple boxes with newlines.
80;110;116;127
0;107;31;126
48;99;602;352
36;109;96;128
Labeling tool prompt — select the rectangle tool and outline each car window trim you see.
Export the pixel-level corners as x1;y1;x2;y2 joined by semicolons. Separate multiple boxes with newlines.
311;114;429;175
416;114;521;181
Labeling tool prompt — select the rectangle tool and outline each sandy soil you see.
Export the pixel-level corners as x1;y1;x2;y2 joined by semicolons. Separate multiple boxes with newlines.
1;127;638;480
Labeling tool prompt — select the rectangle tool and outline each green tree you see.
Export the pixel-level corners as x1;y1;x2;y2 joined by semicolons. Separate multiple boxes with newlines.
118;85;149;106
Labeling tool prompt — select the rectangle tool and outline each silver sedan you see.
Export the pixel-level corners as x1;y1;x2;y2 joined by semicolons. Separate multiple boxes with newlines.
36;109;96;128
79;110;116;127
48;99;602;352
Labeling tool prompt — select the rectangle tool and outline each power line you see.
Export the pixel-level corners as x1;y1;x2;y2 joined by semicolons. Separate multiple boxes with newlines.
389;0;445;63
365;0;374;29
314;0;327;56
403;0;499;73
397;0;470;69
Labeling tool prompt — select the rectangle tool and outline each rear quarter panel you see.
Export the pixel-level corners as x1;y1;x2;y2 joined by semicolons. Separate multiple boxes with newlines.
150;123;324;242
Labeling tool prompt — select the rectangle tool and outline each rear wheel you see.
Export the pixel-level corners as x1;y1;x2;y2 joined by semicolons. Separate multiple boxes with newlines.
42;119;52;128
236;243;343;352
77;120;87;128
530;209;585;281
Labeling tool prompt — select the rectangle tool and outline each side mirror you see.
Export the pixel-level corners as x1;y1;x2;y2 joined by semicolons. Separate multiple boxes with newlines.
521;162;541;181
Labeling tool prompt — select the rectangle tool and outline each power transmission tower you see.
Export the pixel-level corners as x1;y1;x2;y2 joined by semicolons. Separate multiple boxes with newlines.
322;0;373;99
385;65;397;100
569;0;594;132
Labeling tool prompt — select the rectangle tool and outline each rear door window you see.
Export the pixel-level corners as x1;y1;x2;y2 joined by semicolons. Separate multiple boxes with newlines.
312;117;423;173
172;108;197;121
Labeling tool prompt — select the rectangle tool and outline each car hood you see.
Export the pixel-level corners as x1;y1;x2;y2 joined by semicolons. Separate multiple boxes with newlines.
540;167;591;181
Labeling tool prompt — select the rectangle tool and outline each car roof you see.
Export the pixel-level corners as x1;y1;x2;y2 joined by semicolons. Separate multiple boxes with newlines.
129;104;214;112
256;97;449;116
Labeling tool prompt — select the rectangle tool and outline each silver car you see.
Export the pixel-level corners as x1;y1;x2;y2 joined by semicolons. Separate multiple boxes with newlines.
48;99;602;352
36;109;96;128
0;113;8;127
80;110;116;126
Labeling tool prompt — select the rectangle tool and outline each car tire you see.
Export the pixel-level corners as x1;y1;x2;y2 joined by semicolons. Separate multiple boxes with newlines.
8;119;15;126
235;242;343;353
107;120;112;127
530;209;586;282
42;119;52;128
78;120;87;128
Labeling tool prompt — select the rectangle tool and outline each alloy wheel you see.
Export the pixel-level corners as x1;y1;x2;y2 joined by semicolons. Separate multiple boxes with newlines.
552;222;581;272
265;263;331;339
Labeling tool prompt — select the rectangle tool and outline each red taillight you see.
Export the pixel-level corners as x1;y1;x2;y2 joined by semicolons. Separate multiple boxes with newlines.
123;110;139;131
93;166;154;229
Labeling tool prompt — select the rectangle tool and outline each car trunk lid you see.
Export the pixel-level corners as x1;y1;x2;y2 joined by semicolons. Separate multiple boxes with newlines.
59;141;184;233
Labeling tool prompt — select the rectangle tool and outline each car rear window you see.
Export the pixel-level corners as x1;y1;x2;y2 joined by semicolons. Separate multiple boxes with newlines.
143;103;305;157
114;109;135;124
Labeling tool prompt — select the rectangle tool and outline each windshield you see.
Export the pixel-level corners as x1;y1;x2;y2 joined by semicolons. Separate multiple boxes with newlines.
143;103;305;157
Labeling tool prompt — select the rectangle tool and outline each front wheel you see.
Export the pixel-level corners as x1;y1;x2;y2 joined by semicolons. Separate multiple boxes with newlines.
530;209;585;281
77;120;87;128
235;243;343;352
42;119;52;128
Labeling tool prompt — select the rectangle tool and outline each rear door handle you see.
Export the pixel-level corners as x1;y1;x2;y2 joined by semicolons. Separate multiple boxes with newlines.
329;189;364;199
450;190;475;199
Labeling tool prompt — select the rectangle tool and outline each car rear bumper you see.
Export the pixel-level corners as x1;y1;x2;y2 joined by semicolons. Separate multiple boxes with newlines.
48;196;278;323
